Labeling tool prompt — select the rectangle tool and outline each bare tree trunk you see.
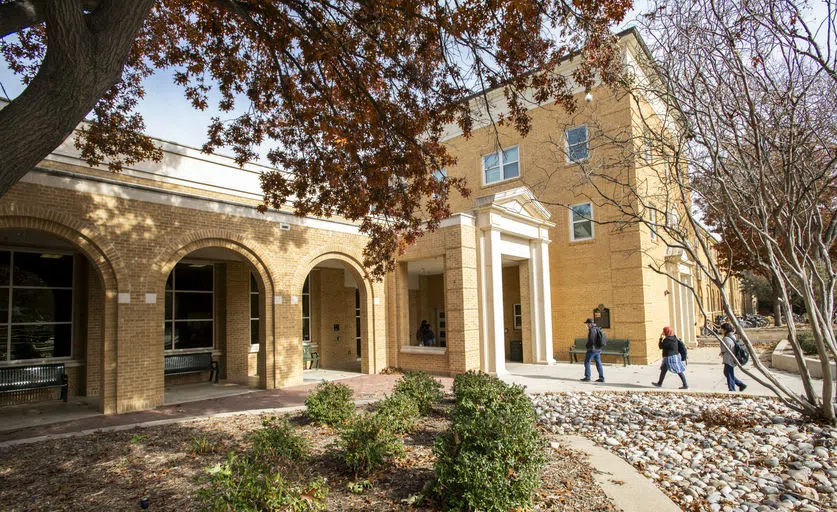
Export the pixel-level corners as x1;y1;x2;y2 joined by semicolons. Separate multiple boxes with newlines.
771;276;784;327
0;0;154;196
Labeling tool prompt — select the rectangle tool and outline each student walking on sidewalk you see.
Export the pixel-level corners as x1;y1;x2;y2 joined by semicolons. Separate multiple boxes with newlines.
580;318;605;382
720;322;747;392
652;326;688;389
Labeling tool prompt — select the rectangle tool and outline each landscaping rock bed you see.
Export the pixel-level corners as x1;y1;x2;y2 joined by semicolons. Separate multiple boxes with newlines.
535;392;837;512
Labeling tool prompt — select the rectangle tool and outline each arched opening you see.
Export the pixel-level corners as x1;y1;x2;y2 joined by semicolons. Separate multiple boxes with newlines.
301;258;369;375
161;246;269;398
0;228;111;406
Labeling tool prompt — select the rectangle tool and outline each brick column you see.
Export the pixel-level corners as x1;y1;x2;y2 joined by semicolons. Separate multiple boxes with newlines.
86;264;103;396
225;262;251;384
445;223;481;374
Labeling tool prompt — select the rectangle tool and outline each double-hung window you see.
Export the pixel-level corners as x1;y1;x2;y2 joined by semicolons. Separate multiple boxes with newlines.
570;203;594;241
566;125;589;162
482;146;519;185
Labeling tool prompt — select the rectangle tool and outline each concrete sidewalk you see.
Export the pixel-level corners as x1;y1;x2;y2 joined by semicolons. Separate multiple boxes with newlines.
502;347;808;396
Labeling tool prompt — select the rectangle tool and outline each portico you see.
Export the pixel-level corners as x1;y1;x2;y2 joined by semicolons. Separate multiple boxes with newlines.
474;187;556;375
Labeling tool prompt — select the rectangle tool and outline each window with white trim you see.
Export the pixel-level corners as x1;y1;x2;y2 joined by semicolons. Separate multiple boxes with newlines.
0;250;74;362
302;276;311;342
570;203;594;241
649;208;658;241
513;304;522;329
643;131;652;162
433;169;447;181
165;262;215;351
566;125;589;162
482;146;519;184
249;272;260;347
667;207;679;228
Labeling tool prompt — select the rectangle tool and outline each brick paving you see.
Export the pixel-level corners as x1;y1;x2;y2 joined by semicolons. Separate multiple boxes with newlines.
0;374;453;444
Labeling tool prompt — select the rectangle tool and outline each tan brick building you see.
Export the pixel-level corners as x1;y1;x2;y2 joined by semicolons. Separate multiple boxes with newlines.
0;29;742;414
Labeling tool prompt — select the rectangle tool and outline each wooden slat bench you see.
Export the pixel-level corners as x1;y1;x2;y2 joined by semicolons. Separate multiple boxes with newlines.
303;345;320;369
0;363;68;402
569;338;631;366
164;352;219;383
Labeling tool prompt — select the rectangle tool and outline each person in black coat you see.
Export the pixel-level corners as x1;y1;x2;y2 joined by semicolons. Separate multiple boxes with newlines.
652;326;688;389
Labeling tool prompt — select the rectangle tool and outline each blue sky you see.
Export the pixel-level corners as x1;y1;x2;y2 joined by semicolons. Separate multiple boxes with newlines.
0;1;647;159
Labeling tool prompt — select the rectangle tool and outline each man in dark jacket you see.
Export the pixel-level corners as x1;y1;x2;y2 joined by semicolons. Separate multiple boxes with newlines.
581;318;605;382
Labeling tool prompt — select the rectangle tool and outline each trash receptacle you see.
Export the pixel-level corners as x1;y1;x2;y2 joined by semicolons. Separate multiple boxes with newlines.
509;340;523;362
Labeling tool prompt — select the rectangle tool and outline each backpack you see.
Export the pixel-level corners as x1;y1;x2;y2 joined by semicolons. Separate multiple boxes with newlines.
732;340;750;365
595;327;607;348
677;338;688;361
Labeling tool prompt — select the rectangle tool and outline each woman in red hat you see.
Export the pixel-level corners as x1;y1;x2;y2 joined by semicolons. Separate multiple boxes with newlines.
652;326;688;389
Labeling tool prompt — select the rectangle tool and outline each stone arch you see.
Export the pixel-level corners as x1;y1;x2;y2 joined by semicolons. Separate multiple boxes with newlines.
0;205;125;291
0;206;125;413
291;244;380;374
146;229;277;388
147;229;274;297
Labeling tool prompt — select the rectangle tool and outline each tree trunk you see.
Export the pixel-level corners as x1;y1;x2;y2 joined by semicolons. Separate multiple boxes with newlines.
0;0;155;197
771;276;784;327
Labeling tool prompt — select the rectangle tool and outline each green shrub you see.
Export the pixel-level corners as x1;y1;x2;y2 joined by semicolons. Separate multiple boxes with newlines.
337;412;404;477
305;381;355;426
249;416;310;464
374;392;421;434
797;331;818;355
393;370;444;415
198;452;328;511
433;371;546;512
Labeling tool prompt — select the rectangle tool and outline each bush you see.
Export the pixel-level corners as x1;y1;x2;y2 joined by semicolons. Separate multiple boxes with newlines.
393;370;444;415
305;381;356;426
337;412;404;477
198;452;328;511
433;371;546;512
374;392;421;434
797;331;818;355
249;416;310;464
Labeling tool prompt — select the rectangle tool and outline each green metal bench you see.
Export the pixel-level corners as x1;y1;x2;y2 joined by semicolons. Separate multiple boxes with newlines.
303;344;320;369
569;337;631;366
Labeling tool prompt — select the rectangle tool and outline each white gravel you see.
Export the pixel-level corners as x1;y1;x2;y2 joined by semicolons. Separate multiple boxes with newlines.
533;392;837;512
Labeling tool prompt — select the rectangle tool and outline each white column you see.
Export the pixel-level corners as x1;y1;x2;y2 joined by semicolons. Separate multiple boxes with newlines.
528;242;542;363
538;240;555;364
482;228;507;375
478;230;492;373
529;238;554;364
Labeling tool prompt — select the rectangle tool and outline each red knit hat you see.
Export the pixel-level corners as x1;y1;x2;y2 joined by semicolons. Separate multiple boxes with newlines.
662;326;674;337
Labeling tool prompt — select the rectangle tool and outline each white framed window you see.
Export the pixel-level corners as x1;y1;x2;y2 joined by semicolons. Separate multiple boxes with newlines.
643;131;652;162
165;262;215;351
566;125;589;162
249;272;260;348
649;208;658;241
667;207;679;228
513;304;522;329
482;146;519;185
0;249;75;362
433;169;447;181
570;202;594;241
302;276;311;342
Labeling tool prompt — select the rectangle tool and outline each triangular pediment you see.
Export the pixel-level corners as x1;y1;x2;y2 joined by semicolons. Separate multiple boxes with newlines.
474;186;552;222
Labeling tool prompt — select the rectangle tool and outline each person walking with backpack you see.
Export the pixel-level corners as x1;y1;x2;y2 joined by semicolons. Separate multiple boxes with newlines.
580;318;605;382
652;326;688;389
720;322;747;392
